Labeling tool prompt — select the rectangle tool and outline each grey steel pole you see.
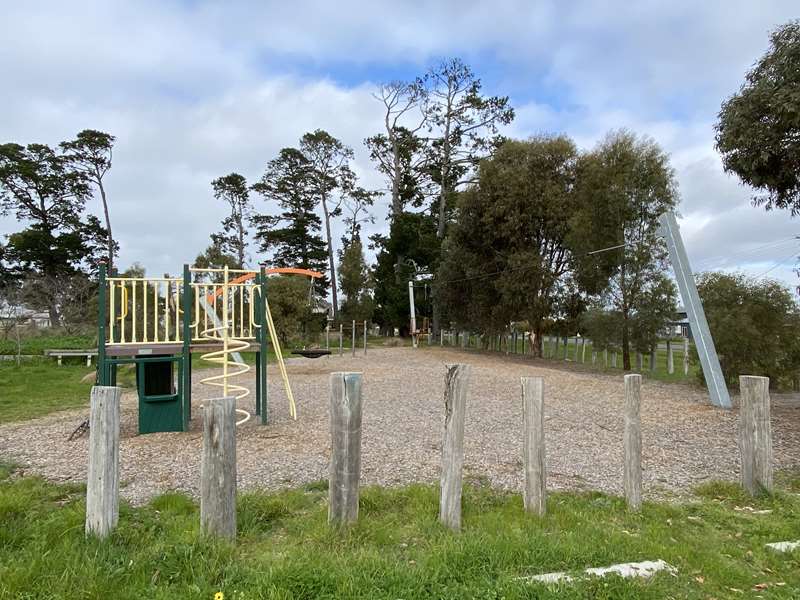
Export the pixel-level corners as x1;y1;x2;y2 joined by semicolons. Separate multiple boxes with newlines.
660;211;731;409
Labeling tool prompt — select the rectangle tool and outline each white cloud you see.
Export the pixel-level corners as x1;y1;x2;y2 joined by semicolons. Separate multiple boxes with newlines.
1;0;798;289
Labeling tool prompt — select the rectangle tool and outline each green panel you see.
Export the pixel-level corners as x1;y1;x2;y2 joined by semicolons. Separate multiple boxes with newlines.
136;355;183;434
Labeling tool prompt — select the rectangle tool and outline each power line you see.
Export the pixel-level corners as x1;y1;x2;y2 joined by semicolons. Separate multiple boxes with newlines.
752;249;799;279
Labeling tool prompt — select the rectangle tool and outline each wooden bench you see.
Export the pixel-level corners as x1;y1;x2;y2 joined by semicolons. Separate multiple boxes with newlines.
44;349;98;367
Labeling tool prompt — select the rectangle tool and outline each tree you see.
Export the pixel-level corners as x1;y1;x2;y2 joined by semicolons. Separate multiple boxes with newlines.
0;142;102;324
194;238;239;282
298;130;355;320
371;211;439;336
338;237;374;323
60;130;117;270
716;20;800;214
423;58;515;240
421;58;514;334
572;131;679;370
340;186;377;247
437;137;583;356
365;81;430;216
697;272;800;389
251;148;329;293
211;173;251;268
266;276;321;346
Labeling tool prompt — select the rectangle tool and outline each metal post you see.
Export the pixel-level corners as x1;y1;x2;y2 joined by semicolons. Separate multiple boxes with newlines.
181;265;193;428
259;267;269;424
660;211;731;409
408;280;417;349
97;263;108;385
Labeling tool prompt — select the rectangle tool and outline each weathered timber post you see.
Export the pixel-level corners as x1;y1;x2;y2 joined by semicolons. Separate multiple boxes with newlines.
612;352;618;368
623;374;642;511
738;376;773;495
592;350;597;365
352;320;356;357
201;396;237;540
440;364;471;530
554;336;560;360
649;348;656;372
363;320;367;355
521;377;546;515
604;348;608;368
329;372;364;525
667;340;674;374
564;336;569;360
636;352;643;371
85;386;121;538
326;325;330;350
683;337;690;376
581;338;587;363
339;323;343;356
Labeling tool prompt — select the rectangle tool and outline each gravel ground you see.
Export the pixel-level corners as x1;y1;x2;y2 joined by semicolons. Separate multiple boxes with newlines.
1;347;799;505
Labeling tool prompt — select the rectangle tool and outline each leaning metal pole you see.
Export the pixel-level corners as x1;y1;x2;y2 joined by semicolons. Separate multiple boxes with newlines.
659;211;731;409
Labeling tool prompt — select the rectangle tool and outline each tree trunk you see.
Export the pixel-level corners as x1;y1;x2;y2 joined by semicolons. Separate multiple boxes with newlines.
98;179;114;273
390;136;402;217
321;196;339;321
533;322;544;358
622;313;631;371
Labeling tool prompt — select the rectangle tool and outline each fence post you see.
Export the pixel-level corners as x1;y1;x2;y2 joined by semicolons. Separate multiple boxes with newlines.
329;372;363;525
667;340;674;374
592;350;597;365
604;349;608;368
440;364;471;530
363;320;367;355
624;374;642;511
581;338;587;363
85;386;121;538
612;352;617;368
326;325;330;350
683;337;690;375
351;320;356;357
636;352;643;371
738;376;773;495
521;377;546;515
339;323;343;356
200;396;237;540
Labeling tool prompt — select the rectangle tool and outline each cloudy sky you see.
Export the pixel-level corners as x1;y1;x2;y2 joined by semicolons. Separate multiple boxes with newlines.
2;0;798;288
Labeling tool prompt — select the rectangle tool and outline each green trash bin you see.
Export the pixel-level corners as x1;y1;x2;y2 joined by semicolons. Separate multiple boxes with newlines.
137;355;183;434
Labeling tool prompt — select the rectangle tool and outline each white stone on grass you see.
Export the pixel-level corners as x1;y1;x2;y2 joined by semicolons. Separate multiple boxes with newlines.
526;559;677;585
765;541;800;553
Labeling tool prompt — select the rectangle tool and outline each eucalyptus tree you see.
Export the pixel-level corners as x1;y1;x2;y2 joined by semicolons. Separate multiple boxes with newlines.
211;172;251;269
572;130;678;370
437;136;582;356
61;130;116;270
299;130;355;320
716;20;800;214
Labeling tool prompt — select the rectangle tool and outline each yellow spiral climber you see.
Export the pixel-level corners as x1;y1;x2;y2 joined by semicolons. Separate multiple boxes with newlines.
199;266;252;426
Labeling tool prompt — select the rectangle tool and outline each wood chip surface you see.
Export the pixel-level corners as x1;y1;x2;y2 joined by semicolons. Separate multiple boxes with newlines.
1;347;799;505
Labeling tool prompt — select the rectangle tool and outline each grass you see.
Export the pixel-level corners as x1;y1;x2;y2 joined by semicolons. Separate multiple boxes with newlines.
0;332;95;356
0;360;95;424
0;465;798;598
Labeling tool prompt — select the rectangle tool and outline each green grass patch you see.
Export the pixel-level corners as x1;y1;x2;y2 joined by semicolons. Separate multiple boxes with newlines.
0;465;798;598
0;332;95;356
0;360;95;424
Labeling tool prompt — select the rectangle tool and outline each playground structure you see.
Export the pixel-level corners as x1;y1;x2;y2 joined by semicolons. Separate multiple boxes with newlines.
96;263;320;433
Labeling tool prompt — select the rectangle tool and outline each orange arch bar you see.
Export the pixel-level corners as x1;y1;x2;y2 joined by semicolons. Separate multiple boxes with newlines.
205;267;323;302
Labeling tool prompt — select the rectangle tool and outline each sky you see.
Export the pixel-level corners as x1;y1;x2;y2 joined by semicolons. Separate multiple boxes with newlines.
1;0;798;289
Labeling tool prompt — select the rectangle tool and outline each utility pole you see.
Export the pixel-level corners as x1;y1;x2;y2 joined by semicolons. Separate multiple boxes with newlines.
408;280;417;349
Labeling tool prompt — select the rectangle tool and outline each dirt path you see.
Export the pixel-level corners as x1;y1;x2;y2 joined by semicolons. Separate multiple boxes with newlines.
1;347;799;504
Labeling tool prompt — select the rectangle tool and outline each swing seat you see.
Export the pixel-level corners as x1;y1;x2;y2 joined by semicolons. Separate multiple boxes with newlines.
291;349;331;359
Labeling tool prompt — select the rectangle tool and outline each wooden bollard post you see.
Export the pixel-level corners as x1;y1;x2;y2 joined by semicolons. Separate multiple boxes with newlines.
738;376;773;495
440;364;471;530
85;386;121;538
612;352;618;368
201;397;237;540
623;374;642;511
329;372;363;525
581;338;587;363
636;352;643;370
592;350;597;365
521;377;546;515
667;340;674;374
